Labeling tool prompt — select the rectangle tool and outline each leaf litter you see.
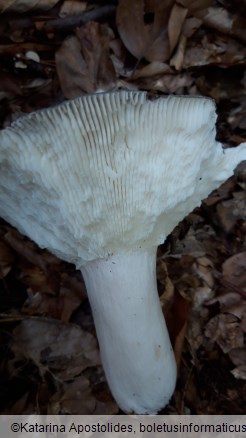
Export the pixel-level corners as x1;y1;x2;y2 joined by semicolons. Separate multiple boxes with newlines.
0;0;245;415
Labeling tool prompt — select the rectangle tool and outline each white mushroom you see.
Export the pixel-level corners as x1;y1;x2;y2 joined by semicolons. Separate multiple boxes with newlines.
0;91;245;414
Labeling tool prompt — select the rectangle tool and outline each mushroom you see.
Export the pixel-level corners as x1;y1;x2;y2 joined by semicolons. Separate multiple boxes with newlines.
0;91;245;414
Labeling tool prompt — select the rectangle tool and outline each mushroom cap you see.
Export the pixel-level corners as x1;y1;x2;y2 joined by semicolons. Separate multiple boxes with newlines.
0;91;245;267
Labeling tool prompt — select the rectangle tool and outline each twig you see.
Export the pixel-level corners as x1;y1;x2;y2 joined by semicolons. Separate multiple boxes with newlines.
39;5;116;33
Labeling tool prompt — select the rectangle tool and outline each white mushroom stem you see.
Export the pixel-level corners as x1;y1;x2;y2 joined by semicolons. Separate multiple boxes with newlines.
81;248;177;414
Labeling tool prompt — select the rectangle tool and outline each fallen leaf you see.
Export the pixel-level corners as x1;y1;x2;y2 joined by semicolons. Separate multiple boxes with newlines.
59;1;87;18
76;23;116;91
49;375;96;414
168;3;187;54
0;0;59;13
49;374;118;414
59;286;84;323
170;34;187;70
216;194;246;233
109;38;128;77
201;7;246;43
18;263;58;295
168;293;190;365
192;256;214;289
134;72;193;93
55;35;90;98
22;288;83;323
56;22;116;98
208;292;244;310
182;16;202;38
169;227;207;258
116;0;173;62
205;314;244;354
222;252;246;290
11;320;100;378
186;288;212;358
132;62;172;79
193;286;214;310
183;34;245;69
4;228;60;271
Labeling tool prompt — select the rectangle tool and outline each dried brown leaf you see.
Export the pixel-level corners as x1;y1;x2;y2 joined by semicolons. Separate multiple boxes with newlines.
201;7;246;43
116;0;149;60
192;256;214;289
193;286;214;310
184;296;210;365
205;314;244;354
49;375;96;414
56;22;116;98
184;34;245;69
222;252;246;291
170;294;190;365
215;192;246;233
0;0;59;13
22;287;82;323
11;320;100;377
182;16;202;38
109;37;128;77
18;263;57;294
76;23;116;91
49;374;118;414
59;286;84;323
132;62;172;79
134;72;193;93
170;34;187;70
208;292;244;311
116;0;173;62
169;227;207;258
4;228;60;271
55;35;90;98
168;3;188;54
2;226;86;321
59;1;87;18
